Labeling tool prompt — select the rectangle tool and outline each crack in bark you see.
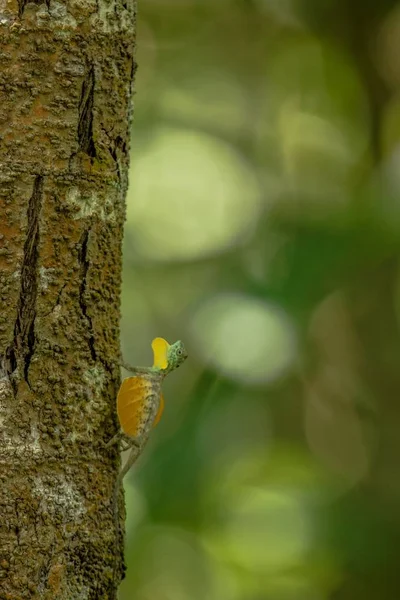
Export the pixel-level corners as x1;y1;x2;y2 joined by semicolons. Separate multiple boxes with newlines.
109;135;126;182
43;283;66;317
77;66;96;158
53;282;66;309
5;176;43;388
17;0;50;18
78;229;96;362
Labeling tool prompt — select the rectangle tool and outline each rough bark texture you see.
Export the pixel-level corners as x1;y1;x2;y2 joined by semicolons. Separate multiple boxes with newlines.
0;1;136;597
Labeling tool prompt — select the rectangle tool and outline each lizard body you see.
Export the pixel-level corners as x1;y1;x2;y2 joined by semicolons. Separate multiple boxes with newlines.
107;337;187;577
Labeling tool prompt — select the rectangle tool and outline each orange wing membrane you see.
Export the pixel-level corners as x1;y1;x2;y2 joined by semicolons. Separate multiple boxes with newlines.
117;338;175;439
117;376;154;437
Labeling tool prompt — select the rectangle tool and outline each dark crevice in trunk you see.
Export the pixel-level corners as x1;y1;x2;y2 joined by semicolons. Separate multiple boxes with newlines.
5;175;43;389
77;66;96;159
78;229;97;362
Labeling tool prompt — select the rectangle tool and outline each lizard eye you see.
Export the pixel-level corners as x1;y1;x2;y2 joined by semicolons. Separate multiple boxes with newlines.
177;349;182;356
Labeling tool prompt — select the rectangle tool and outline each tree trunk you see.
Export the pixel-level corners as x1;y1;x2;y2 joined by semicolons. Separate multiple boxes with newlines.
0;1;136;597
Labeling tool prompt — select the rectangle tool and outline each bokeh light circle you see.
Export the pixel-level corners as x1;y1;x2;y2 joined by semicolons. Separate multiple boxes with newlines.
190;293;296;384
224;487;311;572
127;129;261;261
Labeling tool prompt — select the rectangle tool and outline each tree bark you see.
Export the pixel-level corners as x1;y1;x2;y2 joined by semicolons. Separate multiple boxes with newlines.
0;1;136;597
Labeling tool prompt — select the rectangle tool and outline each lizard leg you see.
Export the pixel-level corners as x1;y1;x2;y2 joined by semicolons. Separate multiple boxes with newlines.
120;434;140;452
118;359;150;375
105;430;122;449
105;430;140;451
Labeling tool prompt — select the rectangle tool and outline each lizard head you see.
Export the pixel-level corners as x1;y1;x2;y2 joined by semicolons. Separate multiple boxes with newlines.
167;340;188;372
152;337;188;373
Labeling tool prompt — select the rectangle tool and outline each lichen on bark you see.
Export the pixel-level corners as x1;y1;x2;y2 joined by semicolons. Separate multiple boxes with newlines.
0;0;136;597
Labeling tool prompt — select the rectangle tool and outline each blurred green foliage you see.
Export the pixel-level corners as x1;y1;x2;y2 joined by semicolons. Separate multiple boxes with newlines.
120;1;400;598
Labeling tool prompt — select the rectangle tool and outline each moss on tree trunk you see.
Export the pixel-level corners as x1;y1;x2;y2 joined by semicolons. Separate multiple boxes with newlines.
0;0;136;597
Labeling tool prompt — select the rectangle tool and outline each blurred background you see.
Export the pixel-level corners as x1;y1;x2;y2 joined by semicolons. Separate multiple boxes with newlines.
119;1;400;598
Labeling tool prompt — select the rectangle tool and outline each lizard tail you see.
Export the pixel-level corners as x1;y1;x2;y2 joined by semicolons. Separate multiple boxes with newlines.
118;442;141;484
111;442;142;582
